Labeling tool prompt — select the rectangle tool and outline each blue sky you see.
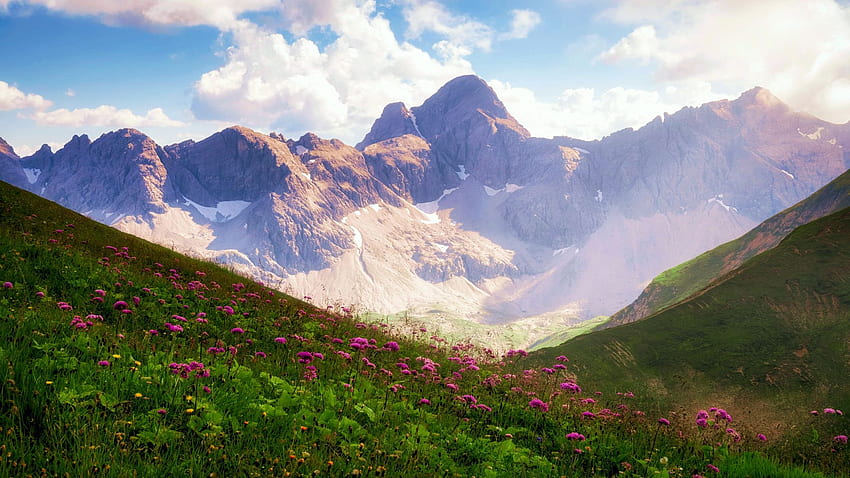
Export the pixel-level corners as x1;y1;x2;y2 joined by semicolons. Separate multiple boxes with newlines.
1;0;849;156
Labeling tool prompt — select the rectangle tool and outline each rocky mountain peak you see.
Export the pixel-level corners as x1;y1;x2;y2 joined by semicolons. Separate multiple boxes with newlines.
356;102;420;150
0;137;18;159
0;137;27;189
168;125;297;204
411;75;529;140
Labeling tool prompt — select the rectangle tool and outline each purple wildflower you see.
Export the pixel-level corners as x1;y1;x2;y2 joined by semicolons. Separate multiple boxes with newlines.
658;418;670;426
529;398;549;412
566;432;586;441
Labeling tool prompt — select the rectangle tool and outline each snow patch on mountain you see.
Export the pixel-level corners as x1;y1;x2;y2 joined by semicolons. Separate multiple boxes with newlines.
23;168;41;184
483;185;501;196
182;197;252;223
707;195;737;213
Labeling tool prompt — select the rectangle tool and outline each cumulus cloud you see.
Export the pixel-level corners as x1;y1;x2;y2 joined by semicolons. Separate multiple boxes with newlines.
28;105;185;128
500;9;542;40
490;79;725;140
402;0;495;53
599;0;850;124
0;81;52;111
192;6;474;142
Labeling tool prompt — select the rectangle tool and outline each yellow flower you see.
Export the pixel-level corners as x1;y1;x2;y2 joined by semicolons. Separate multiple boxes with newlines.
111;354;121;359
45;381;53;385
133;393;143;398
185;395;194;401
185;409;194;414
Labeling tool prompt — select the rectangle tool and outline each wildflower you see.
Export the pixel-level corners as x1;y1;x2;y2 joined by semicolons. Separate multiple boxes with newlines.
383;341;400;351
504;433;513;439
157;409;167;415
757;434;767;441
418;398;431;405
565;432;586;441
3;281;13;289
658;418;670;426
582;411;596;419
112;300;128;310
529;398;549;412
706;464;719;473
254;351;267;358
834;435;849;444
98;360;111;367
148;329;159;335
231;327;245;334
274;337;287;344
203;386;211;394
35;291;45;298
715;409;732;422
824;408;838;414
695;418;708;428
556;355;569;362
559;382;582;393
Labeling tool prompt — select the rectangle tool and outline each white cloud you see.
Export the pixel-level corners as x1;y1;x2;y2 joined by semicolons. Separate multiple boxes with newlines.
402;0;495;53
599;0;850;124
0;81;52;111
28;105;185;128
490;79;725;140
500;9;542;40
192;7;473;143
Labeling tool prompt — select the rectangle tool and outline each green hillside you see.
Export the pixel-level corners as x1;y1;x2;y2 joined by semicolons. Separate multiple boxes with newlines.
609;168;850;327
537;205;850;461
0;180;843;477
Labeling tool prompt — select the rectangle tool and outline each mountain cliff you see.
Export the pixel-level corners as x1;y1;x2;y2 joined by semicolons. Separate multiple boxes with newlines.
608;164;850;327
1;76;848;346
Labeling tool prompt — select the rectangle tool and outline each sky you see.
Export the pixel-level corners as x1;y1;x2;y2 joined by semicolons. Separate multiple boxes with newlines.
1;0;850;156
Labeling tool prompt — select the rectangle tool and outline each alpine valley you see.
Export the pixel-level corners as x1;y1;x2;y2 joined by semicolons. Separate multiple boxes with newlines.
2;75;849;347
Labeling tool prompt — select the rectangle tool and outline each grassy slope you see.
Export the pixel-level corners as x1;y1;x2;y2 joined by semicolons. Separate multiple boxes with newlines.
0;181;844;477
608;168;850;327
537;205;850;442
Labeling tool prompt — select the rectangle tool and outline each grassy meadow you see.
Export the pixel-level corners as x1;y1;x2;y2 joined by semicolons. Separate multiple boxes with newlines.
0;181;845;477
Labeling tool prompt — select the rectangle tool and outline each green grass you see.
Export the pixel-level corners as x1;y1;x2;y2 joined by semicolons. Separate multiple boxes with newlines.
536;205;850;474
0;180;842;477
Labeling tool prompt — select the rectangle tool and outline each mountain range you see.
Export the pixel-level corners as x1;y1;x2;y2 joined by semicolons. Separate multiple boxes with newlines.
2;75;849;346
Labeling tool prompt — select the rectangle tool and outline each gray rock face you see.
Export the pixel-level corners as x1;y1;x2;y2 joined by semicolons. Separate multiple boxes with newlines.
356;102;421;151
19;129;172;216
0;137;28;189
166;126;295;204
362;134;444;203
